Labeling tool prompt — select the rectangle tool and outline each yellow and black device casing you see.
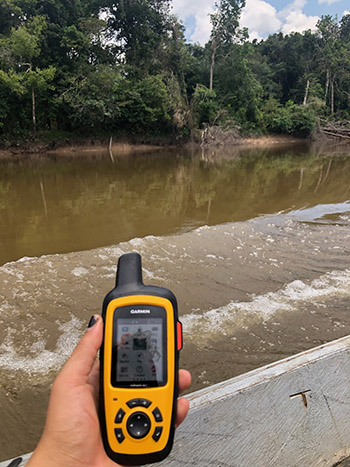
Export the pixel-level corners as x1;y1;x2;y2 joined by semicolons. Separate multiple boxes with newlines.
99;253;183;466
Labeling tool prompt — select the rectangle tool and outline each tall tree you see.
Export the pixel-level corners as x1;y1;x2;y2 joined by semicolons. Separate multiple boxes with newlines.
10;16;56;132
316;15;341;116
209;0;246;91
105;0;173;73
340;14;350;41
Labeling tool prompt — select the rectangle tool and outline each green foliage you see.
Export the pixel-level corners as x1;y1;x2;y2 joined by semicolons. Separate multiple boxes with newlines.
0;69;24;94
8;15;47;73
210;0;246;46
60;68;172;133
0;0;22;35
106;0;174;72
11;26;40;61
262;98;316;136
257;31;321;104
214;42;263;129
209;0;247;90
0;69;24;130
192;85;219;126
107;74;172;132
0;1;350;141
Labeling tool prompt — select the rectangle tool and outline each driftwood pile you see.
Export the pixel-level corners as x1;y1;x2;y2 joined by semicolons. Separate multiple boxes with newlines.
200;125;241;146
319;121;350;140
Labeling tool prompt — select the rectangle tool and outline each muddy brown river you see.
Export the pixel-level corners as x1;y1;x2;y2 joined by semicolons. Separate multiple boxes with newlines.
0;142;350;460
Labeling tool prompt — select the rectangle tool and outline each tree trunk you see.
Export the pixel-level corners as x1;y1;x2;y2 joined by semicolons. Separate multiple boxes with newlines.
303;79;310;106
32;86;36;133
29;61;37;133
330;77;335;116
209;42;217;91
325;70;330;103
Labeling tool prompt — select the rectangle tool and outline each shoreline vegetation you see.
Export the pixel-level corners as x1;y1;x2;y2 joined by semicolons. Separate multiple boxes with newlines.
2;2;350;150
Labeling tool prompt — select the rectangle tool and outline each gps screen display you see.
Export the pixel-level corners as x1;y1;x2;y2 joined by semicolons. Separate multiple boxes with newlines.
111;306;167;387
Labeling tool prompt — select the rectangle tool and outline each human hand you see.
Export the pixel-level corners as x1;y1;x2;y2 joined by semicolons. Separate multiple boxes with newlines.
27;315;191;467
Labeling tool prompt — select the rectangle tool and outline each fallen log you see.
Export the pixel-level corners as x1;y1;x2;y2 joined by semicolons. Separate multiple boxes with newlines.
319;120;350;140
322;130;350;140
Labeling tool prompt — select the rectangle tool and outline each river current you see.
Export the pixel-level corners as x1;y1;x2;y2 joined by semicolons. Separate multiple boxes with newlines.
0;142;349;460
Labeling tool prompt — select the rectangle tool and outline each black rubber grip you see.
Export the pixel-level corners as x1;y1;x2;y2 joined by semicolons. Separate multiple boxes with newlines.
115;252;143;289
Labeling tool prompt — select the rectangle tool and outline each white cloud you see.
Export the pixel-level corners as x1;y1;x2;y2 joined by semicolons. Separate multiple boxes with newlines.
171;0;204;19
281;10;319;34
172;0;319;45
241;0;282;40
191;6;216;44
279;0;319;35
279;0;305;20
172;0;215;44
318;0;340;4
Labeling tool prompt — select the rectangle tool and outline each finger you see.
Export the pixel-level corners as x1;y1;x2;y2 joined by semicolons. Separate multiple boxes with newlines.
175;397;190;428
178;369;191;395
60;315;103;385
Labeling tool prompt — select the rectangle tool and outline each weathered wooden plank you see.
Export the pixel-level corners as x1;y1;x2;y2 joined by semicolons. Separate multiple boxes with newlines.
3;336;350;467
161;335;350;467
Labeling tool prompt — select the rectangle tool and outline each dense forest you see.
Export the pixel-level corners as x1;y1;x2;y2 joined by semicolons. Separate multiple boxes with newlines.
1;0;350;143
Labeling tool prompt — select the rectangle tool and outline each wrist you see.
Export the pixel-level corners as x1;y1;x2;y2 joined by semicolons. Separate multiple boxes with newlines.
26;438;80;467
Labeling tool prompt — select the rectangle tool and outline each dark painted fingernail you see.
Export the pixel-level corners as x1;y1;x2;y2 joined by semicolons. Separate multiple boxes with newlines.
7;458;23;467
88;315;98;328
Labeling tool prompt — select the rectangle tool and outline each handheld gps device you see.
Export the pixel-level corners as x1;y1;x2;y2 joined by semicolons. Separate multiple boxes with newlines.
99;252;183;465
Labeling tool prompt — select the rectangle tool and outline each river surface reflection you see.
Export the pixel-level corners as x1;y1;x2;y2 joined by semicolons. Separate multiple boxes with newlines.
1;142;350;266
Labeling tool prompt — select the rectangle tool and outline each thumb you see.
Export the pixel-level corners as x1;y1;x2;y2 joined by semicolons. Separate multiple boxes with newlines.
60;315;103;385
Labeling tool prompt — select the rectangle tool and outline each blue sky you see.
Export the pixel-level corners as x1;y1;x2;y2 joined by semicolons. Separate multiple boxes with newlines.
272;0;348;17
171;0;350;44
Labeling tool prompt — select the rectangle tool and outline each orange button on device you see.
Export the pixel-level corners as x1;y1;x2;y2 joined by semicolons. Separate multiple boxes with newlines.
177;321;183;351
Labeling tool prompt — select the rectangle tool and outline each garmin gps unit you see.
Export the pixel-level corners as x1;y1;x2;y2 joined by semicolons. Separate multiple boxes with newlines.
99;252;183;465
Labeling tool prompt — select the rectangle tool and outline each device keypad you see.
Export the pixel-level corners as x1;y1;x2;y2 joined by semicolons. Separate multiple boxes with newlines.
114;428;125;444
113;400;164;444
152;407;163;422
126;398;152;409
115;408;126;424
127;411;151;439
152;426;163;442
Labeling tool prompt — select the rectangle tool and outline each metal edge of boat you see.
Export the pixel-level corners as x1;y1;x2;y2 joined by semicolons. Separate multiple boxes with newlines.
3;335;350;466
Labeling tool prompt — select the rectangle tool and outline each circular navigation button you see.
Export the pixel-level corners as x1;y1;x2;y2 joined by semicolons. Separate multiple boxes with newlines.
127;412;151;439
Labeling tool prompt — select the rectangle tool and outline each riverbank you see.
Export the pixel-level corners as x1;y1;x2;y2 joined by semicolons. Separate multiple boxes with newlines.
0;134;307;160
0;140;173;160
241;135;306;145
